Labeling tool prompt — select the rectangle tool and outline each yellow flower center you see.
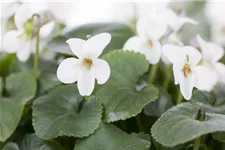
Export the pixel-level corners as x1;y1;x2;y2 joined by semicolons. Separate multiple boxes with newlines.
84;58;93;68
182;64;191;77
147;40;153;48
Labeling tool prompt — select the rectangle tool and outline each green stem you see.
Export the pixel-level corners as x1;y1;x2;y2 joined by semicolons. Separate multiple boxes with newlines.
163;65;172;90
176;91;183;104
148;63;158;84
193;137;201;150
33;14;41;78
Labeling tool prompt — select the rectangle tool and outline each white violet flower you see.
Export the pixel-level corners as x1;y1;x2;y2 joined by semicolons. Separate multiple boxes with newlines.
2;3;55;62
123;9;168;64
162;44;212;100
57;33;111;96
197;35;225;85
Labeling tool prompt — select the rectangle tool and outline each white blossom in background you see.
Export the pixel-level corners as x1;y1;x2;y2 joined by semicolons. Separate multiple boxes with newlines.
1;1;20;51
197;35;225;85
205;1;225;46
123;8;168;64
162;44;212;100
2;3;55;62
57;33;111;96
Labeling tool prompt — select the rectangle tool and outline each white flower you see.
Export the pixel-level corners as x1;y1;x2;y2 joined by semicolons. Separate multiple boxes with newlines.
123;9;168;64
2;3;55;62
162;44;212;100
204;1;225;45
197;35;225;85
57;33;111;96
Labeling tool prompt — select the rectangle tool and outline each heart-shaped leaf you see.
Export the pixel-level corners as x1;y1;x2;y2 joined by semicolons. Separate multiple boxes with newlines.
20;133;64;150
2;142;19;150
191;89;225;115
151;102;225;147
144;87;174;117
47;23;135;56
0;73;36;142
33;84;102;139
74;123;151;150
94;51;159;122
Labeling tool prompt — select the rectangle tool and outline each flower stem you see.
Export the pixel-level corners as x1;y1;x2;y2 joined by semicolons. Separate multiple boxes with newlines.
163;65;172;90
193;137;201;150
176;91;183;104
33;14;41;78
149;63;158;84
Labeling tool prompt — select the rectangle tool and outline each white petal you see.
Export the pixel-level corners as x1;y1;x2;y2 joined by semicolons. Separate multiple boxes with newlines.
16;43;31;62
173;63;184;85
215;62;225;84
195;66;216;91
197;35;224;63
137;15;167;40
3;30;26;53
57;58;81;84
66;38;86;58
1;2;19;19
39;21;55;39
15;3;46;31
179;71;195;100
77;66;95;96
139;39;161;64
162;44;186;64
84;33;111;58
123;36;145;52
95;59;110;84
183;46;202;65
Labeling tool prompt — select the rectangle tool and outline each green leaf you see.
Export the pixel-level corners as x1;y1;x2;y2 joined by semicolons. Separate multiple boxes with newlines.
0;73;36;142
151;102;225;147
0;100;23;142
4;73;37;105
33;84;102;139
20;133;64;150
38;71;61;95
0;54;15;77
74;123;151;150
94;51;158;122
144;87;173;117
191;90;225;114
2;142;19;150
212;132;225;142
47;23;135;56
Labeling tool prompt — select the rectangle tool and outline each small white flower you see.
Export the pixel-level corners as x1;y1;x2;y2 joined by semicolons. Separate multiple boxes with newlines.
57;33;111;96
2;3;55;62
162;44;212;100
123;9;168;64
197;35;225;85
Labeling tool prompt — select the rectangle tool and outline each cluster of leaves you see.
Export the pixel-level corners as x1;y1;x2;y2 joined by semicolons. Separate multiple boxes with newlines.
1;23;225;150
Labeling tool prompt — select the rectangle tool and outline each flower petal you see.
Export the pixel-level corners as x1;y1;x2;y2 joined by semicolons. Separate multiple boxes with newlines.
139;39;161;64
183;46;202;65
197;35;224;63
57;58;80;84
16;43;31;62
39;21;55;39
77;66;95;96
162;44;186;64
83;33;111;58
195;66;216;91
66;38;86;58
3;30;26;53
173;63;183;85
95;59;110;84
179;71;195;100
215;62;225;84
123;36;145;52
